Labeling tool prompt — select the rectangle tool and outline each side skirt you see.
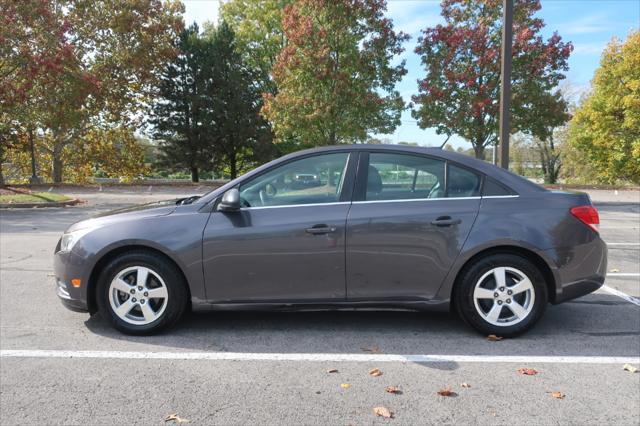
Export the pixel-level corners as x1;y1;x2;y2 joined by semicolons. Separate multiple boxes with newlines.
190;299;451;313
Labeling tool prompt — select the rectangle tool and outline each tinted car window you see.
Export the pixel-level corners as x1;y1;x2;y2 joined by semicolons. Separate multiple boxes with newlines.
366;153;446;200
239;153;349;207
447;164;481;197
482;177;515;196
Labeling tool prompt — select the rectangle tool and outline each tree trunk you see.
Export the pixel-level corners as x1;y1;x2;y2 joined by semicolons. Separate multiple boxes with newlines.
28;128;41;184
328;128;337;146
190;166;199;183
473;143;485;160
52;144;64;183
229;151;238;179
0;142;5;186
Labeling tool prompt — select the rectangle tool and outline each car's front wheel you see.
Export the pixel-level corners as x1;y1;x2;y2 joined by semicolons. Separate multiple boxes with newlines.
455;254;548;337
96;251;188;335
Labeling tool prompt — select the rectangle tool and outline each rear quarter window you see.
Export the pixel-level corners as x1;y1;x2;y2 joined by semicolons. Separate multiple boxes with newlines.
482;177;516;196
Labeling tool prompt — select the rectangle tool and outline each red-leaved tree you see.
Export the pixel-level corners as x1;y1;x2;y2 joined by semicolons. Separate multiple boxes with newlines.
412;0;572;159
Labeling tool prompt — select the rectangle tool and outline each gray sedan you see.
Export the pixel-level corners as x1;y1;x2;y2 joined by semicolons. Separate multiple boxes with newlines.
54;145;607;336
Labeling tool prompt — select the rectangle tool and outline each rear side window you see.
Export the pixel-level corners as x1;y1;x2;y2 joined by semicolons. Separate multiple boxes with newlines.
482;177;515;196
366;153;446;200
447;164;481;197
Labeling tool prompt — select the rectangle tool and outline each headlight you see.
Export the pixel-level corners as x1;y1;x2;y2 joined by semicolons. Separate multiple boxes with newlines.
59;228;96;253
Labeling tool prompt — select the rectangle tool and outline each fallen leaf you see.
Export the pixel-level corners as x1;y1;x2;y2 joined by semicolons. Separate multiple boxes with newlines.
623;364;639;373
385;385;402;394
547;391;565;399
164;413;189;424
517;368;538;376
373;406;393;418
327;368;338;373
437;388;457;397
461;382;471;388
340;383;351;389
610;268;620;273
369;368;383;377
361;346;382;353
487;335;503;342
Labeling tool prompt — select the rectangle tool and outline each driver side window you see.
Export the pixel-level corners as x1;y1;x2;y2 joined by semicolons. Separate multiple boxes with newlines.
238;153;350;208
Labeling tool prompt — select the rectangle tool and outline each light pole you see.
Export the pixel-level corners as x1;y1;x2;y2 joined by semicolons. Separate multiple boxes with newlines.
498;0;513;170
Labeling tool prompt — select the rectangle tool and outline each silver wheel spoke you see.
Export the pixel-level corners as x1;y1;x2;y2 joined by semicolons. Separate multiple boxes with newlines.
474;287;495;299
508;301;528;318
485;303;503;323
112;278;131;294
473;266;535;327
493;267;507;288
109;265;169;326
115;299;135;317
140;302;156;322
136;267;150;287
510;277;533;295
146;286;168;299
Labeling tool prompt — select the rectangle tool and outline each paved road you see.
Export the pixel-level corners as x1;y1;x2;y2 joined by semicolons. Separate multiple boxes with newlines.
1;187;638;425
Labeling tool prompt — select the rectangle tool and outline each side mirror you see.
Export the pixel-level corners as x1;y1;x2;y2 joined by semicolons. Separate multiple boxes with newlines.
217;188;241;212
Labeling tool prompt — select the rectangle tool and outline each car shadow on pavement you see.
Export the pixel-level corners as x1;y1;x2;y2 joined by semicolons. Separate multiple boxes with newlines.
83;293;640;361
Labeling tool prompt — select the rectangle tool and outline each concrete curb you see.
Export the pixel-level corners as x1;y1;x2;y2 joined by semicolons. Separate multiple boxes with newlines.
0;198;82;209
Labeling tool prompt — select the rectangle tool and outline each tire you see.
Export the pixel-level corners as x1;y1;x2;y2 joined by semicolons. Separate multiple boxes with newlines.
96;250;188;335
454;253;547;337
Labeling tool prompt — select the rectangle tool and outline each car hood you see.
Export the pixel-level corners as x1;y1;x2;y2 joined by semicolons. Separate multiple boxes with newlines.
66;199;178;233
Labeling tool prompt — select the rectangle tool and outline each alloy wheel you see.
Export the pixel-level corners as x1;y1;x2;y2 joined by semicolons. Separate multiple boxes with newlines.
472;266;535;327
108;266;169;325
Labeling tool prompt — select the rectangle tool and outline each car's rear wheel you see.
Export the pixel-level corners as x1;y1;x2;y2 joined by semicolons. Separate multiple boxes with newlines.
96;251;188;335
455;254;547;337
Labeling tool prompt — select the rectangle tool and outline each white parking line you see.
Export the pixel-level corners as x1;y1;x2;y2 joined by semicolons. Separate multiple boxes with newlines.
606;243;640;246
0;350;638;364
607;273;640;277
600;285;640;307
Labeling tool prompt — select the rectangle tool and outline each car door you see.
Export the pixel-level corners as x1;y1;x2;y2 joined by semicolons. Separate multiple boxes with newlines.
202;151;356;303
346;151;481;301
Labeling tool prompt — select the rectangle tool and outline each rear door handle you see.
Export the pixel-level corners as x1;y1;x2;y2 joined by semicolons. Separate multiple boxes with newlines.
431;216;461;227
305;224;337;235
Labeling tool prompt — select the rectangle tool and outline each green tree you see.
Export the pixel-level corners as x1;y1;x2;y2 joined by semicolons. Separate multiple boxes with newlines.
568;31;640;184
219;0;292;96
263;0;409;147
150;23;213;182
207;21;271;179
412;0;572;159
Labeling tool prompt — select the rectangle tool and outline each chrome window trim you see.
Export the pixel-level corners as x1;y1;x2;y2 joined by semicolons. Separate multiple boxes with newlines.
236;195;518;210
240;201;351;211
481;195;520;199
352;196;482;205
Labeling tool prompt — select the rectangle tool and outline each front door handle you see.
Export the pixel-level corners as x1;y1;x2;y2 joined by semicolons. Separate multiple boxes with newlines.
431;216;462;227
305;224;337;235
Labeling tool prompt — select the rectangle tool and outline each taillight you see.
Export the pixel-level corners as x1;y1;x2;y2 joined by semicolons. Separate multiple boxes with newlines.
570;205;600;232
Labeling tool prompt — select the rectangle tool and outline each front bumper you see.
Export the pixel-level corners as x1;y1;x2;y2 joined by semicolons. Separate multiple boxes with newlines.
545;236;608;304
54;243;90;312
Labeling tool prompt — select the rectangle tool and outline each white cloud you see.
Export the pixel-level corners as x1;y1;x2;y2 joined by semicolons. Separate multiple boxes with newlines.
572;41;606;55
561;13;615;35
183;0;220;27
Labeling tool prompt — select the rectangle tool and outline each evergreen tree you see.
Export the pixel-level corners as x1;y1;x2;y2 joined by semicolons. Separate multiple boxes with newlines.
207;21;271;179
150;23;213;182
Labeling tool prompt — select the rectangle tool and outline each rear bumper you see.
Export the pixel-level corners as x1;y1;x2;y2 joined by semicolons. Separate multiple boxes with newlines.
544;237;607;304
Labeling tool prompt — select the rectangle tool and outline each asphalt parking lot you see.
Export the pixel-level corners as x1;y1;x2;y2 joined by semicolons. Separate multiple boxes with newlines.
1;186;639;425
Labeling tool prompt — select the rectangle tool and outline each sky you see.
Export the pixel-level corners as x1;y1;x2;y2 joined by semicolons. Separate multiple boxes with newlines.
183;0;640;149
